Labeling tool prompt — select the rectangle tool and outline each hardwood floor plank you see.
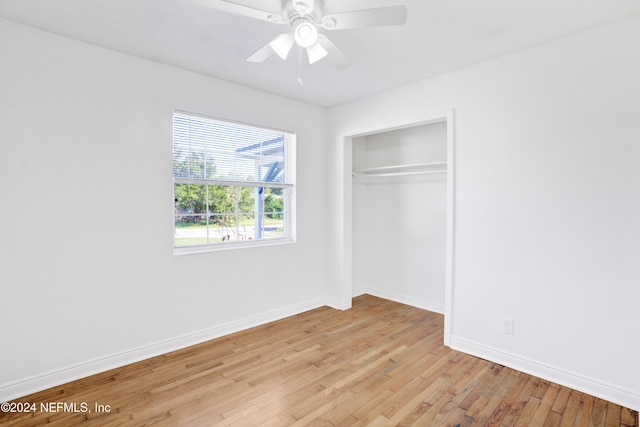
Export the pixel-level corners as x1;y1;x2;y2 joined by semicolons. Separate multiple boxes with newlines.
459;364;506;413
589;398;609;427
527;382;561;427
559;390;584;426
380;376;448;422
551;385;572;416
575;393;596;427
622;408;639;426
482;370;530;426
543;411;563;427
1;295;636;427
513;396;542;427
289;390;356;426
406;390;454;426
499;376;543;426
412;391;459;426
467;367;523;425
605;402;623;427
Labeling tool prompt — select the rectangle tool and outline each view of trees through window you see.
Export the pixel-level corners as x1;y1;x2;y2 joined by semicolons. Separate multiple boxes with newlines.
173;184;285;245
173;112;292;248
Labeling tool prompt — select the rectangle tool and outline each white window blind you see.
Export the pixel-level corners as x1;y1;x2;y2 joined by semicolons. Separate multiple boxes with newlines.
173;112;287;184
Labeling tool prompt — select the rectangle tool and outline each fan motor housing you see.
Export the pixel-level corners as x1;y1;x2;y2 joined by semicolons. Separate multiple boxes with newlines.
282;0;324;23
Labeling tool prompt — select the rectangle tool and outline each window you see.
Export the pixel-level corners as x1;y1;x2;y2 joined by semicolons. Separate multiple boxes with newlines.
172;111;295;252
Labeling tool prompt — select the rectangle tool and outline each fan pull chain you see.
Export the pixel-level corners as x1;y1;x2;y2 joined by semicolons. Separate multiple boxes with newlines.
297;47;304;86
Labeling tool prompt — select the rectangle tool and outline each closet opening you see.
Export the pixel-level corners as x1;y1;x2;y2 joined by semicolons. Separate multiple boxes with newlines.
341;111;455;345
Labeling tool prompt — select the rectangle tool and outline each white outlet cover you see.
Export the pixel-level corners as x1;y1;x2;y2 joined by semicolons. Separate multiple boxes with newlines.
503;318;514;335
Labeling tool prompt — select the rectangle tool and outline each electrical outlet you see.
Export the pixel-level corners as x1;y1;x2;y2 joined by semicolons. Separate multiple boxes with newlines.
503;318;514;335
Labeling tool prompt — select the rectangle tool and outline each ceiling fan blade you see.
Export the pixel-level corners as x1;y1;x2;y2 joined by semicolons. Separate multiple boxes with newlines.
194;0;286;24
247;43;275;63
317;34;352;70
319;6;407;30
247;33;294;62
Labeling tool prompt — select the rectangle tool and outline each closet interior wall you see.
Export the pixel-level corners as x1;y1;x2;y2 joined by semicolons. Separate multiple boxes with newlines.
352;121;448;313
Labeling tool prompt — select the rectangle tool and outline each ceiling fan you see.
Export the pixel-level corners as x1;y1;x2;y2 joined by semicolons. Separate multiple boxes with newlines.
194;0;407;73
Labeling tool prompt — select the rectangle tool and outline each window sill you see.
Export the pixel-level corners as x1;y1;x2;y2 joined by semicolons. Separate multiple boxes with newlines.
173;237;295;256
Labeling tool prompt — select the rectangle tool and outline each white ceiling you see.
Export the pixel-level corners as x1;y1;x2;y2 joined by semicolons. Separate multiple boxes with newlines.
1;0;640;107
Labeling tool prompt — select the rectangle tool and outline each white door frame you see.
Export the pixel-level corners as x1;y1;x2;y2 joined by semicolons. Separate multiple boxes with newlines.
340;109;456;346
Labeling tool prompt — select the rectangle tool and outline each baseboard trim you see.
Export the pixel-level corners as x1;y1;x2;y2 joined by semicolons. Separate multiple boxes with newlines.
450;335;640;412
0;297;330;403
324;296;343;310
366;288;445;314
352;287;366;298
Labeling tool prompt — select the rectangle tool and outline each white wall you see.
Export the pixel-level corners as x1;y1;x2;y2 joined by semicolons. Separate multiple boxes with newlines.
327;14;640;411
0;18;329;400
352;123;447;312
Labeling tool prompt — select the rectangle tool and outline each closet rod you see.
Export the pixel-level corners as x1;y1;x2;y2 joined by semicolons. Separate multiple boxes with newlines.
353;161;447;174
353;169;446;178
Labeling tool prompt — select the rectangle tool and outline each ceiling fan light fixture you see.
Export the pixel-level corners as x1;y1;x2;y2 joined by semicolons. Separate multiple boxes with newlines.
306;42;328;64
294;22;319;48
269;33;294;59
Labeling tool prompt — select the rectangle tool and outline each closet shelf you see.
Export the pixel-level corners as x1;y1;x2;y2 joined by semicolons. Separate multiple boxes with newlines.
353;161;447;178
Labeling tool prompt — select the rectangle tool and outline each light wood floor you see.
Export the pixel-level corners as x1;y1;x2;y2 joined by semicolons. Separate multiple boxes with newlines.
2;295;637;426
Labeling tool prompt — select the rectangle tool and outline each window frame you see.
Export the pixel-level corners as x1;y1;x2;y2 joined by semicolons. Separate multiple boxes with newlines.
172;110;296;255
